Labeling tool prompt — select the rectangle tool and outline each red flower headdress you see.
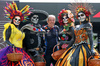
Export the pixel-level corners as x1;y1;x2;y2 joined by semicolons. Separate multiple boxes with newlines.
4;1;32;21
68;3;95;19
58;9;75;26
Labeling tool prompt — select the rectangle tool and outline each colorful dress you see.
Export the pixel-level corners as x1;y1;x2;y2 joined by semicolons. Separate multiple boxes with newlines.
0;23;34;66
56;27;99;66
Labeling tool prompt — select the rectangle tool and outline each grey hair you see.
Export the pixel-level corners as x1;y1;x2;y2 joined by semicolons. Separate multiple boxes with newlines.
47;15;56;21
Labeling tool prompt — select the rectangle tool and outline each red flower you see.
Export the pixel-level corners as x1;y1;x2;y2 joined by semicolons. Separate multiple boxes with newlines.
85;11;91;16
45;27;47;29
33;27;36;31
76;15;78;19
61;37;64;41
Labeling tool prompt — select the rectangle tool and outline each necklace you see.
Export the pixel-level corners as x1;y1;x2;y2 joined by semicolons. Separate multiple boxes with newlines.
61;23;72;41
63;23;71;31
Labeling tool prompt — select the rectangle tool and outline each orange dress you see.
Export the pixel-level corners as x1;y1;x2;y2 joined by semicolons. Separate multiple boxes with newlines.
56;28;99;66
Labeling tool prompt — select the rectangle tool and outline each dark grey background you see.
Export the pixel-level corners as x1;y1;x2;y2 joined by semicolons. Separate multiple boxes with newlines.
19;3;100;33
19;3;100;22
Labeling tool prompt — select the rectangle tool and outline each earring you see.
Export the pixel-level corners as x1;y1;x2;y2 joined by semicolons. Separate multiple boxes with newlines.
86;18;88;21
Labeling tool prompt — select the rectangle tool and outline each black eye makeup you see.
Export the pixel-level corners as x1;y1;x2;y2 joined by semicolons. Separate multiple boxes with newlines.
14;18;21;21
78;14;84;17
15;18;17;20
19;19;21;21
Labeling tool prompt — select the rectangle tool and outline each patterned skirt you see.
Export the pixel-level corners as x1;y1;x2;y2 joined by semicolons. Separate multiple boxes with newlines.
0;46;35;66
55;43;99;66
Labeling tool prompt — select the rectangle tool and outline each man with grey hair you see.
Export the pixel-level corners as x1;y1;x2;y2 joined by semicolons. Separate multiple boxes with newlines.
42;15;59;66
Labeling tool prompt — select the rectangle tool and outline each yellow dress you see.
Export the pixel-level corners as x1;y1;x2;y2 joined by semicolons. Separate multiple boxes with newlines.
3;23;25;48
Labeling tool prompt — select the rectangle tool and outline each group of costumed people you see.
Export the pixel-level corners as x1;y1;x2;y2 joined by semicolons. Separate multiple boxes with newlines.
0;1;48;66
56;3;100;66
0;1;100;66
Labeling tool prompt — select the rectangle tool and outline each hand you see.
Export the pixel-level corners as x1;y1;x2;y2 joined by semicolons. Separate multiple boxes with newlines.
39;48;43;53
35;48;40;51
59;41;64;47
91;50;96;56
57;41;64;49
10;44;14;47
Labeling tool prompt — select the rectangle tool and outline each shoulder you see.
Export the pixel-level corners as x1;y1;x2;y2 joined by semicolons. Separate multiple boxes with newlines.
42;25;48;29
4;23;11;27
54;25;59;29
70;27;74;30
54;25;59;28
20;24;33;31
4;23;15;29
85;23;92;29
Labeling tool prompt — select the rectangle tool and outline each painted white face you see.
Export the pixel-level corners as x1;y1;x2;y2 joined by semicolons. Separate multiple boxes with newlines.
63;14;68;23
78;12;86;22
13;16;21;26
31;15;39;24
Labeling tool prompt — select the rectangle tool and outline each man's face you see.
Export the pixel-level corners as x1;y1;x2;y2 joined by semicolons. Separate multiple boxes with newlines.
78;12;86;22
31;15;39;24
13;16;21;26
47;17;55;26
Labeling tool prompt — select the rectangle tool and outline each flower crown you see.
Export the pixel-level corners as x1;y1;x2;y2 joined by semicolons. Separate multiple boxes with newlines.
68;3;95;19
4;1;31;21
58;9;75;26
75;6;91;19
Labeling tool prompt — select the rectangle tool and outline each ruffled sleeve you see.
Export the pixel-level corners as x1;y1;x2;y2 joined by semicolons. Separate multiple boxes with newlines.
3;23;15;41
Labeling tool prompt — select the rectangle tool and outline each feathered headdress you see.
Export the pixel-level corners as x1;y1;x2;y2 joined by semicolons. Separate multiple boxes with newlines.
68;3;95;19
4;1;31;21
58;9;75;26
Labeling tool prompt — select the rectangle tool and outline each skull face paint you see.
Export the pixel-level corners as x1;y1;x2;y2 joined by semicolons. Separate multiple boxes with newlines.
78;12;86;22
63;14;69;23
13;16;21;26
31;15;39;24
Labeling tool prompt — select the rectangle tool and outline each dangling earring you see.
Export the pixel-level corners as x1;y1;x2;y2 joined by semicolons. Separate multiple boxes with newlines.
86;18;88;21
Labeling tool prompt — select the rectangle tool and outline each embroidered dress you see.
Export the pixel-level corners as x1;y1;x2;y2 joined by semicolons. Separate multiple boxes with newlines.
56;28;99;66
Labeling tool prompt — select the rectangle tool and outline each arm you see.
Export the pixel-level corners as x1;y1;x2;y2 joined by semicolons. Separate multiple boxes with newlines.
23;29;30;49
5;26;14;47
59;27;75;49
85;25;95;55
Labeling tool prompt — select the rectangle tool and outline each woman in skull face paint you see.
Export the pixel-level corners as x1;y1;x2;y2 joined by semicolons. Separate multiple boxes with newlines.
4;15;23;48
57;9;75;49
56;3;99;66
0;2;34;66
